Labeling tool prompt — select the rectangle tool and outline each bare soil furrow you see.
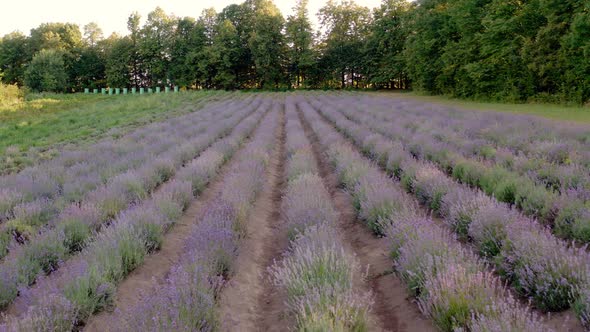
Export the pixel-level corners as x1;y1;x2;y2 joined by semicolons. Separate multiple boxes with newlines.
218;107;289;331
297;105;435;332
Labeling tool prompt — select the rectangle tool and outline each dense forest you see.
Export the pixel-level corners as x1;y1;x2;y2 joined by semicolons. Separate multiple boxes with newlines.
0;0;589;103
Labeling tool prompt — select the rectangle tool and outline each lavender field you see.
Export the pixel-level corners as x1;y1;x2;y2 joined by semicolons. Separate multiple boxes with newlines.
0;92;589;332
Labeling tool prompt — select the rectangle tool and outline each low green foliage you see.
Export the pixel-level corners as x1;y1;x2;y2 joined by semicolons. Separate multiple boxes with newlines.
384;92;590;124
0;83;23;107
0;91;227;174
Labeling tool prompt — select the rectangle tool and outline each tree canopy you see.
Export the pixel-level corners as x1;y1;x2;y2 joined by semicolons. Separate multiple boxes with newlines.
0;0;589;103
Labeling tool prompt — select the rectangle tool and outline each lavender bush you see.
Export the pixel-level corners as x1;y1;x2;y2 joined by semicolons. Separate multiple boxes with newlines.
281;174;337;238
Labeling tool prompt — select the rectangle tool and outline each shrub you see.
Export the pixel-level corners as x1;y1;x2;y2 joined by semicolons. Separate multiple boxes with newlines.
477;145;497;160
413;165;452;214
514;182;555;222
0;188;23;221
178;150;224;195
294;286;372;332
24;49;68;92
451;160;483;187
388;216;475;296
270;224;371;331
61;218;92;253
187;201;238;277
63;263;116;321
327;145;371;189
19;231;67;281
554;200;590;242
575;289;590;329
0;82;23;107
468;202;517;258
111;171;147;204
122;264;219;331
271;224;355;300
355;172;415;234
88;220;146;284
441;189;494;240
467;296;552;332
13;198;56;227
0;263;19;309
154;180;193;211
419;265;499;332
282;174;337;238
58;203;102;249
501;221;589;311
89;185;128;221
4;291;78;331
286;148;318;182
385;144;408;178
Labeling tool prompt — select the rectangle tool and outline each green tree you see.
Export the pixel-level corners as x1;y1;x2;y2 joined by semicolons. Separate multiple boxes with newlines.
71;22;106;90
24;49;67;92
127;12;144;88
140;7;174;86
28;23;83;53
0;32;29;85
365;0;411;89
249;0;286;88
285;0;315;88
472;0;544;101
403;0;452;93
219;2;257;87
83;22;103;47
212;19;241;89
105;34;132;87
318;0;371;88
170;17;205;88
559;2;590;103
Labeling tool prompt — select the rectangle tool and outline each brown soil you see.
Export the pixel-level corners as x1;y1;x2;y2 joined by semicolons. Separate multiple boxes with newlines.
297;106;436;332
218;108;290;331
84;182;224;331
82;112;272;332
310;102;586;332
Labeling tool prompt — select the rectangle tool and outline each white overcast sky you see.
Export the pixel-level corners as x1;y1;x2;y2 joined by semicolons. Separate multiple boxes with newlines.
1;0;384;37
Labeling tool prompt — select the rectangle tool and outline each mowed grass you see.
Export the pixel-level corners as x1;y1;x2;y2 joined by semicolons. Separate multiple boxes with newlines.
372;91;590;123
0;91;230;174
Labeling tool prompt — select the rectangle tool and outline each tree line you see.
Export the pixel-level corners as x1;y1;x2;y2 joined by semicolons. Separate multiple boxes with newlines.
0;0;589;103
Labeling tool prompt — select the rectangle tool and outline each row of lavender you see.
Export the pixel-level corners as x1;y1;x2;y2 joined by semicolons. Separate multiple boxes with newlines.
355;95;590;184
0;93;220;219
0;97;272;331
113;103;280;331
0;97;265;317
312;95;590;326
341;94;590;170
0;94;246;259
297;97;554;331
321;94;590;244
270;98;373;330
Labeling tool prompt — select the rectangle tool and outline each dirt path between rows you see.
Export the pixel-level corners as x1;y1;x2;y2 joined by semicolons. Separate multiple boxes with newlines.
312;102;584;332
83;113;269;332
218;108;289;331
297;105;436;332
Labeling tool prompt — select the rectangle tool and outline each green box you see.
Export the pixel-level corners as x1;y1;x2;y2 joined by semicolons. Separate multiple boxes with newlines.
165;87;170;93
101;88;106;94
93;89;98;94
148;88;153;93
115;88;120;95
131;87;136;94
174;86;179;93
123;88;128;94
108;88;113;95
139;88;144;94
156;87;161;93
84;88;89;94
